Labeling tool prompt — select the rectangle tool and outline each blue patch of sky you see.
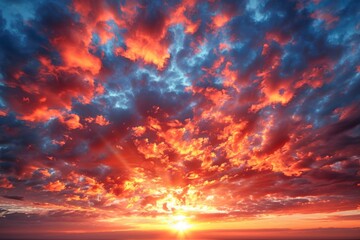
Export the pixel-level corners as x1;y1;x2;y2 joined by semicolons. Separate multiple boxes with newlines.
162;25;192;92
42;136;58;153
187;41;211;68
103;88;133;110
0;0;39;30
246;0;267;22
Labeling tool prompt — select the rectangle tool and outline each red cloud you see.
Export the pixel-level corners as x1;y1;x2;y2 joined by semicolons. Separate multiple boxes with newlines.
19;107;62;122
170;0;200;34
0;109;7;117
266;31;292;45
72;0;118;44
117;0;202;69
0;178;13;189
117;9;170;70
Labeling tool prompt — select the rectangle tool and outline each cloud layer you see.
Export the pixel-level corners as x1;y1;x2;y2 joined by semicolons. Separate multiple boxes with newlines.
0;0;359;232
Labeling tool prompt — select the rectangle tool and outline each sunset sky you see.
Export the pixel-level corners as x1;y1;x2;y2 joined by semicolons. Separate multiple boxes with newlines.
0;0;360;239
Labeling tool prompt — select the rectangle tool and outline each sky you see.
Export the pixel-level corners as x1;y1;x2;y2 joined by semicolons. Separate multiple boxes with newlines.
0;0;360;239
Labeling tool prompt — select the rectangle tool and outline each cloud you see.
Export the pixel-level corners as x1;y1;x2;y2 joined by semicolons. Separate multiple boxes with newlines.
2;195;24;201
43;180;66;192
117;4;170;70
0;0;359;234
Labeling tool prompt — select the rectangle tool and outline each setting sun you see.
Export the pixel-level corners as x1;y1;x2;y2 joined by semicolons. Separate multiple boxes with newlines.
170;215;191;233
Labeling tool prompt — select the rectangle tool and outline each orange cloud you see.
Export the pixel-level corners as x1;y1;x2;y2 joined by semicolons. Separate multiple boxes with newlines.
86;115;110;126
44;180;66;192
295;64;332;89
72;0;120;44
117;30;170;70
59;113;83;130
19;107;62;122
132;126;146;137
37;169;52;178
53;36;102;75
118;0;202;69
210;3;238;31
95;115;110;126
212;13;232;29
222;61;239;91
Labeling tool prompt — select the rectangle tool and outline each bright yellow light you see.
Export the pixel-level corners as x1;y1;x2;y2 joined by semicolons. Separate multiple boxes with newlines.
171;215;191;233
174;220;190;232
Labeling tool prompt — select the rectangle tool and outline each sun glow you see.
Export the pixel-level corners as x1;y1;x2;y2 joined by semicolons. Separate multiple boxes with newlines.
171;215;191;233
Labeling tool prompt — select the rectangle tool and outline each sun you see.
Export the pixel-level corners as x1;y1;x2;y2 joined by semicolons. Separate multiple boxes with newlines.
174;219;190;232
171;215;191;233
